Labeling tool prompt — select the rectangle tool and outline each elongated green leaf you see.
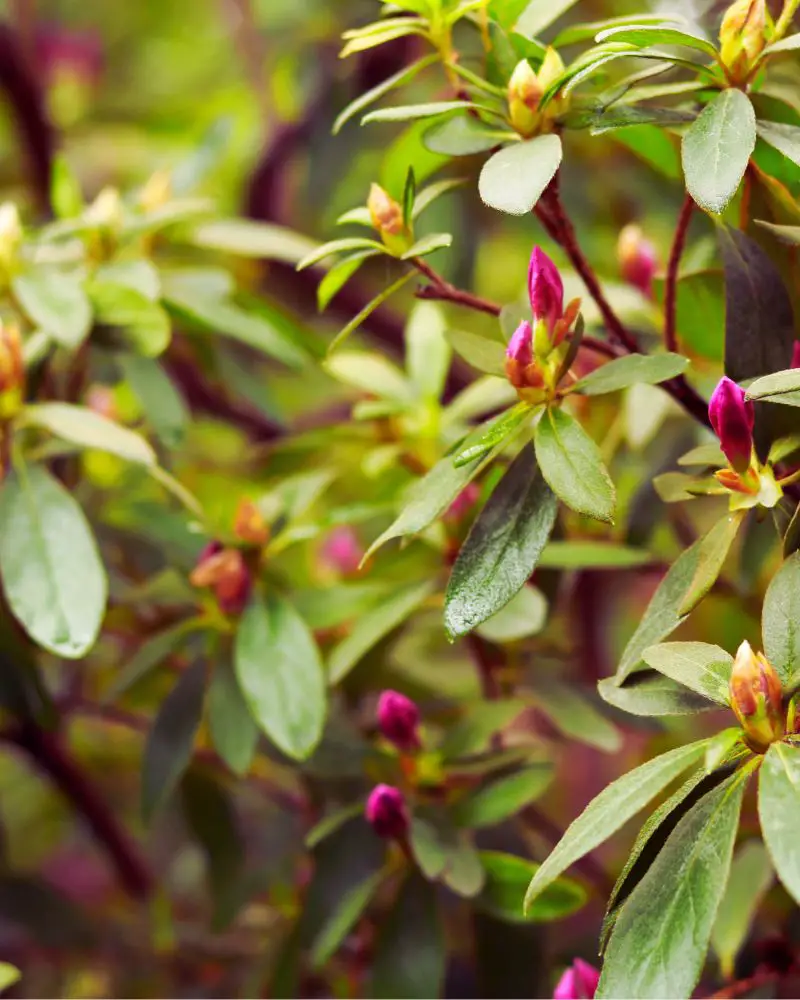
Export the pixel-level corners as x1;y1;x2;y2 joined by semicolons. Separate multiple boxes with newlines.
597;768;749;999
105;618;202;701
538;541;651;569
478;134;562;215
445;328;505;376
476;584;547;642
180;218;317;263
757;120;800;167
641;642;733;704
406;302;451;401
424;115;505;156
12;270;92;349
711;840;772;977
596;24;718;56
311;870;385;968
411;177;464;218
325;351;412;402
759;742;800;904
682;89;756;213
533;684;622;752
761;553;800;688
317;251;375;311
477;851;586;923
445;445;557;638
22;402;156;466
400;232;452;259
208;657;259;776
371;875;444;999
572;353;688;395
453;402;532;466
453;765;553;828
297;237;387;271
599;673;717;716
0;465;106;658
746;368;800;400
515;0;580;37
329;272;416;351
524;740;709;909
89;280;171;357
327;580;433;683
363;101;473;125
678;512;744;615
141;660;206;822
333;54;438;134
534;407;615;523
763;31;800;53
119;355;187;449
235;594;326;760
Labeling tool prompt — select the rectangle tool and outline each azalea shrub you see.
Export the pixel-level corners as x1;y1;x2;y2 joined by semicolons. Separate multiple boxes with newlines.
1;0;800;997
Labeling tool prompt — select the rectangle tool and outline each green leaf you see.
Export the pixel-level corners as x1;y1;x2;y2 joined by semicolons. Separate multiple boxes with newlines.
235;594;326;760
12;270;92;349
165;290;306;368
616;538;703;681
0;464;106;658
329;272;417;352
532;684;621;752
478;851;585;923
682;89;756;213
653;270;725;361
371;875;444;999
595;24;718;57
758;742;800;904
453;401;533;466
763;31;800;53
333;54;438;134
208;656;259;776
324;351;412;402
440;833;485;897
305;803;365;850
439;700;526;759
453;765;553;828
105;618;203;701
746;367;800;400
141;660;206;822
445;328;506;376
297;237;387;271
711;840;772;978
515;0;580;38
444;445;557;638
50;154;83;219
478;134;562;215
534;407;615;523
537;541;651;569
95;260;160;300
423;115;505;156
761;553;800;688
317;251;376;311
340;22;428;58
311;870;385;969
475;584;547;642
89;280;171;357
641;642;732;704
362;101;474;125
400;232;453;259
180;218;318;263
0;963;20;991
756;120;800;167
597;768;749;999
119;355;187;449
572;352;688;395
599;673;717;717
411;177;465;218
410;816;450;879
22;402;156;466
405;302;451;401
327;580;434;683
678;512;744;615
524;740;709;909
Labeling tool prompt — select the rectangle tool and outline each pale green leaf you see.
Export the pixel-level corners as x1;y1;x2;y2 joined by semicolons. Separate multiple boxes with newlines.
478;135;562;215
641;641;732;704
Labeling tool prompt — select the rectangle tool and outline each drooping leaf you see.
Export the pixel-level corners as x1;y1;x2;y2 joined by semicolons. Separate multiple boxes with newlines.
475;584;548;642
758;742;800;905
333;54;439;134
141;660;206;822
478;135;562;215
0;464;106;658
711;840;773;977
534;407;615;523
452;401;532;466
21;402;156;466
595;24;718;57
571;353;688;395
641;641;733;705
311;870;385;969
371;875;445;999
599;673;718;717
445;445;557;638
476;851;586;923
746;368;800;400
453;765;554;828
524;740;709;909
532;683;622;752
235;594;326;760
119;355;188;449
677;512;745;615
682;89;756;213
445;328;506;377
756;120;800;167
12;270;92;349
89;280;171;357
597;768;750;999
761;553;800;689
208;656;259;776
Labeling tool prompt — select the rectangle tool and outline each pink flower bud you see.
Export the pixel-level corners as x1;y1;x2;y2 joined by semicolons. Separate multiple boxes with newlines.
365;784;410;840
505;320;534;389
553;959;600;1000
377;690;420;751
708;376;754;474
791;342;800;369
319;526;364;576
528;247;563;334
617;224;658;298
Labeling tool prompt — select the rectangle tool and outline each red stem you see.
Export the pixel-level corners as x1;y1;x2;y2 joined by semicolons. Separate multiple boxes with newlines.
664;194;694;354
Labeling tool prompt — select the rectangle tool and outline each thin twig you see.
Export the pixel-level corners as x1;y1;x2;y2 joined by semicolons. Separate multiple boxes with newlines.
413;257;503;317
706;969;779;999
664;194;694;354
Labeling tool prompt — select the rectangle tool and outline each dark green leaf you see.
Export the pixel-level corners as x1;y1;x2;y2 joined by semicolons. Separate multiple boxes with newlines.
711;840;772;977
105;618;202;701
677;512;744;615
208;656;259;776
572;353;688;395
682;89;756;213
762;553;800;688
119;355;188;449
371;875;445;999
641;641;733;704
445;445;557;638
311;870;385;968
478;135;562;215
453;765;554;827
759;742;800;904
477;851;586;923
757;120;800;167
453;402;532;466
598;673;718;717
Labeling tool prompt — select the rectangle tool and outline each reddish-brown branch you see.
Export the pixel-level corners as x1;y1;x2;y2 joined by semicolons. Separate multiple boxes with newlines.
706;970;779;998
413;257;503;317
664;194;694;354
466;633;502;700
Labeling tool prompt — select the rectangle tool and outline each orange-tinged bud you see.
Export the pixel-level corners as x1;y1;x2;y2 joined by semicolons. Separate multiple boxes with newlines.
0;323;24;403
233;498;269;546
729;640;784;752
368;184;404;239
720;0;767;82
190;542;251;617
507;59;543;136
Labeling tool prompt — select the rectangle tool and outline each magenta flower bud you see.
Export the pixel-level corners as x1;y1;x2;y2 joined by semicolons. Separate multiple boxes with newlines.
553;959;600;1000
708;376;755;474
792;342;800;369
617;224;658;298
528;246;564;333
377;690;421;751
319;526;364;576
506;320;533;366
365;784;410;840
445;482;480;523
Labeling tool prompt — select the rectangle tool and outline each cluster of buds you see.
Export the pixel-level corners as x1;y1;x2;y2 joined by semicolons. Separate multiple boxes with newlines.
553;959;600;1000
507;48;568;138
729;641;784;753
364;691;422;840
505;247;580;401
367;183;409;255
617;224;658;299
719;0;767;84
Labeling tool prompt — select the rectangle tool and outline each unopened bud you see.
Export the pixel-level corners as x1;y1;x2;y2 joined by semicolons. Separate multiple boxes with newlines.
529;246;564;336
720;0;767;82
709;376;754;474
368;184;404;240
553;959;600;1000
0;323;24;406
617;224;658;298
233;498;269;547
507;60;543;137
190;541;251;617
319;526;364;576
505;320;536;390
365;784;410;840
791;342;800;369
377;690;421;752
729;640;784;752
